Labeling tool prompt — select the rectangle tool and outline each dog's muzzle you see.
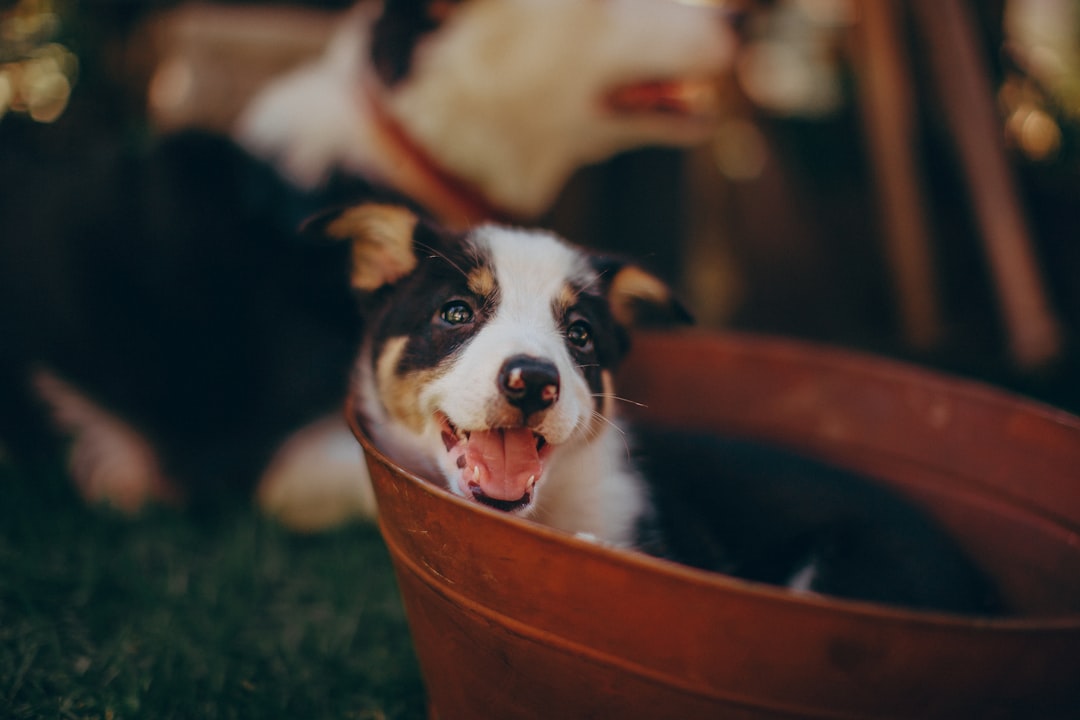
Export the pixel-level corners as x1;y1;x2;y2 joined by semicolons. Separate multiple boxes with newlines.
437;355;563;514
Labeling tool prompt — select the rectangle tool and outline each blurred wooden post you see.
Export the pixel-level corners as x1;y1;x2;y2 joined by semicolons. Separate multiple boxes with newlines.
853;0;943;352
682;142;744;329
911;0;1062;369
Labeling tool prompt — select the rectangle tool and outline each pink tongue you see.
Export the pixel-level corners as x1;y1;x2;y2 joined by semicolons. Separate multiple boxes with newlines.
463;428;542;501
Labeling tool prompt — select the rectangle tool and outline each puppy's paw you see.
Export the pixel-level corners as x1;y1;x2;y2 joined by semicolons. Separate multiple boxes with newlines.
257;415;376;532
33;370;179;512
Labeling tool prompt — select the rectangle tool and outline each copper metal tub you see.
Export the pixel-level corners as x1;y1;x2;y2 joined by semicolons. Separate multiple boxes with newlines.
347;331;1080;719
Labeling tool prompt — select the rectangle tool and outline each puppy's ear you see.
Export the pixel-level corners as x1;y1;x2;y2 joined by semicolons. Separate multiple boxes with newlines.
303;203;420;292
595;259;693;328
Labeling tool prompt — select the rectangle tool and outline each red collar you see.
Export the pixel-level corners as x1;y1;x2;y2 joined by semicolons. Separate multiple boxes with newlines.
363;80;517;229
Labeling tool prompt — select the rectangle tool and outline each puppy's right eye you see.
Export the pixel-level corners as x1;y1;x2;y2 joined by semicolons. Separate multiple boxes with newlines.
439;300;474;325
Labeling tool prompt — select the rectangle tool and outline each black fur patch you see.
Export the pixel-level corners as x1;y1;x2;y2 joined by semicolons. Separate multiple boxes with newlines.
558;288;627;410
0;129;379;500
371;0;463;87
638;430;1006;615
365;227;495;376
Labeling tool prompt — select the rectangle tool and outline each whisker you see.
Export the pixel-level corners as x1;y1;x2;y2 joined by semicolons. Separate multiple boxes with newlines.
577;273;605;295
592;393;648;409
590;410;634;460
590;410;626;437
414;240;470;280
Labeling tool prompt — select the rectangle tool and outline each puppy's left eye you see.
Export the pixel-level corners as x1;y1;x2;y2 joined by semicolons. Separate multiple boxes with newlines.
440;300;474;325
566;319;593;348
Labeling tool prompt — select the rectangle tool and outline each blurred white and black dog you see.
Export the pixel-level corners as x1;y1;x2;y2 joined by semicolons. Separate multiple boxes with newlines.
1;0;733;528
234;0;734;226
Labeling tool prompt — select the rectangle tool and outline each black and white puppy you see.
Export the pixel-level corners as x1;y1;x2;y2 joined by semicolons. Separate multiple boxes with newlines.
326;202;689;545
333;202;1002;614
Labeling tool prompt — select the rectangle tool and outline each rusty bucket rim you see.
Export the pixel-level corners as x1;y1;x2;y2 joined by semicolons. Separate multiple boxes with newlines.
673;329;1080;427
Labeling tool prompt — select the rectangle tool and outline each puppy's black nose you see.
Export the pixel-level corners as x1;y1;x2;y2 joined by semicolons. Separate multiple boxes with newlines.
498;355;560;417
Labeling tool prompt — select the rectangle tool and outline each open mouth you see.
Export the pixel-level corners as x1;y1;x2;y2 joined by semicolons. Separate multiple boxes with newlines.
439;414;551;513
603;78;720;120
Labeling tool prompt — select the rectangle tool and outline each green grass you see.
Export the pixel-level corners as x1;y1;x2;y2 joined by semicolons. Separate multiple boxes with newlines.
0;460;425;720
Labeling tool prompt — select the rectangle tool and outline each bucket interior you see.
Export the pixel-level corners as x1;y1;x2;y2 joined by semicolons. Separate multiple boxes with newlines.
616;331;1080;616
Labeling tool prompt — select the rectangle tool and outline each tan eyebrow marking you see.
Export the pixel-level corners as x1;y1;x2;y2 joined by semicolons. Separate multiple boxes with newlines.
467;266;496;298
554;283;579;315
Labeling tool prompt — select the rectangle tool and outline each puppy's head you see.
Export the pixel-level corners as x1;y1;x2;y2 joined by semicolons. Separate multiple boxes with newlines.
313;202;688;514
